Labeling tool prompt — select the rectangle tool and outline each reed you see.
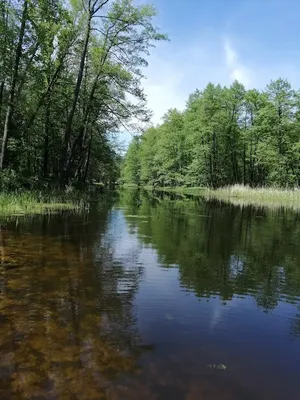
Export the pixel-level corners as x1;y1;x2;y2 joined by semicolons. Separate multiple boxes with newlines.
0;191;85;216
144;184;300;210
204;185;300;210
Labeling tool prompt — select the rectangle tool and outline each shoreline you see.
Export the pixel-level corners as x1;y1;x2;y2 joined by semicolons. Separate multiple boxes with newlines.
123;184;300;210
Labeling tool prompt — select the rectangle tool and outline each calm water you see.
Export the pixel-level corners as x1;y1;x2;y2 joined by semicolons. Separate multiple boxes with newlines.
0;189;300;399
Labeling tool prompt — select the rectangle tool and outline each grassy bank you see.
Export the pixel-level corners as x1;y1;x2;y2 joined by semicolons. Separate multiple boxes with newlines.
0;192;85;216
143;186;205;195
204;185;300;210
140;184;300;210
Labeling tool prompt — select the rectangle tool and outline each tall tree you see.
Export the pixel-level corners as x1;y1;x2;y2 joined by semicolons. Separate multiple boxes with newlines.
122;136;141;185
0;0;28;169
0;0;166;189
123;78;300;189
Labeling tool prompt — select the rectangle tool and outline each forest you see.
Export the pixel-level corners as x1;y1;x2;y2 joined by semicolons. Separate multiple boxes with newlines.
122;79;300;188
0;0;165;190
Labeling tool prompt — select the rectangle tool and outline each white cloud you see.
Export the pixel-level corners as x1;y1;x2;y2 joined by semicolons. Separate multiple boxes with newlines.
141;35;300;125
224;38;254;87
141;39;230;125
141;53;186;125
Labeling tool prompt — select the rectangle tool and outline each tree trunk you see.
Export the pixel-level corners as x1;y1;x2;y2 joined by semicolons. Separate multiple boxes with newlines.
64;70;102;180
243;143;246;185
83;133;93;183
43;102;50;179
0;81;4;116
0;2;8;117
0;0;28;169
16;42;39;99
26;63;63;130
209;153;213;188
59;0;112;184
59;13;92;183
212;130;217;186
249;137;253;186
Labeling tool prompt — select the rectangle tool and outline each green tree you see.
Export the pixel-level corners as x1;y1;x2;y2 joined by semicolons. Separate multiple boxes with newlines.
122;136;141;185
152;109;185;186
0;0;28;169
0;0;167;189
139;127;158;185
123;78;300;189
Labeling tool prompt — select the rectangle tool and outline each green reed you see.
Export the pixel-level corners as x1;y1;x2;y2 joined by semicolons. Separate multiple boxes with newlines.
0;191;86;216
144;184;300;210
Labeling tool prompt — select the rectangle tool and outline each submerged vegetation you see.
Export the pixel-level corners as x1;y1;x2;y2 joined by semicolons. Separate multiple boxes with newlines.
122;79;300;193
0;208;145;398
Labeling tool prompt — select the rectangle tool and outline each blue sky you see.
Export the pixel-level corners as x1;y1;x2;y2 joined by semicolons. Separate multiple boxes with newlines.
139;0;300;124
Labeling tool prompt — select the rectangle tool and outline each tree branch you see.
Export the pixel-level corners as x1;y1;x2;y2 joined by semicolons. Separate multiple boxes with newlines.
93;0;110;15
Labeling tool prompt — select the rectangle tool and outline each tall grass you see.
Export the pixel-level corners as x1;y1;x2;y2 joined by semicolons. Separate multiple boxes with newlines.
144;184;300;210
201;184;300;210
143;186;205;196
0;192;85;216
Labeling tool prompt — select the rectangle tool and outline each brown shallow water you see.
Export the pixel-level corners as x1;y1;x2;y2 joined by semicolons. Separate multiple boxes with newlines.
0;189;300;399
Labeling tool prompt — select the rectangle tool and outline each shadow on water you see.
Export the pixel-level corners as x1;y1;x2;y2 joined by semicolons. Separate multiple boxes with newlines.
0;189;300;399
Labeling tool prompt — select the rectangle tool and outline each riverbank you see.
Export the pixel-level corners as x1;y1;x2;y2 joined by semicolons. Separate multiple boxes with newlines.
140;184;300;210
0;192;84;216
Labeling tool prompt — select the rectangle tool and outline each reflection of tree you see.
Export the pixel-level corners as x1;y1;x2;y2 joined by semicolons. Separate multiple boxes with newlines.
0;204;148;399
120;190;300;317
290;312;300;338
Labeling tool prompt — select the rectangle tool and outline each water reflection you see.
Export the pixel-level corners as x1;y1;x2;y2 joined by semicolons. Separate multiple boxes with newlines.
119;189;300;399
120;189;300;314
0;191;300;399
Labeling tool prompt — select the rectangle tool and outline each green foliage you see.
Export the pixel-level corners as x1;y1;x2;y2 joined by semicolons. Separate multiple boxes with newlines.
123;78;300;188
122;136;141;185
0;0;166;189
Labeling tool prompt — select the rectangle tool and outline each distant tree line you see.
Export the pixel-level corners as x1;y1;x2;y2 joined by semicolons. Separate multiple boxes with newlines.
0;0;165;189
122;79;300;188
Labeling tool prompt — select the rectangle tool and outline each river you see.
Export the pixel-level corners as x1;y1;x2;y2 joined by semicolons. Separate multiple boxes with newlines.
0;189;300;399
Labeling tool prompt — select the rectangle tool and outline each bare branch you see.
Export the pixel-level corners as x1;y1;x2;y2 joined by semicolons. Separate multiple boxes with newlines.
91;27;106;35
104;103;131;133
93;0;110;15
94;15;134;25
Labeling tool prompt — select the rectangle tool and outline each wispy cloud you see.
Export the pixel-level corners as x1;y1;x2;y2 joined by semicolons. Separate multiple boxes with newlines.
142;50;186;125
141;35;300;125
224;38;254;87
141;39;229;124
